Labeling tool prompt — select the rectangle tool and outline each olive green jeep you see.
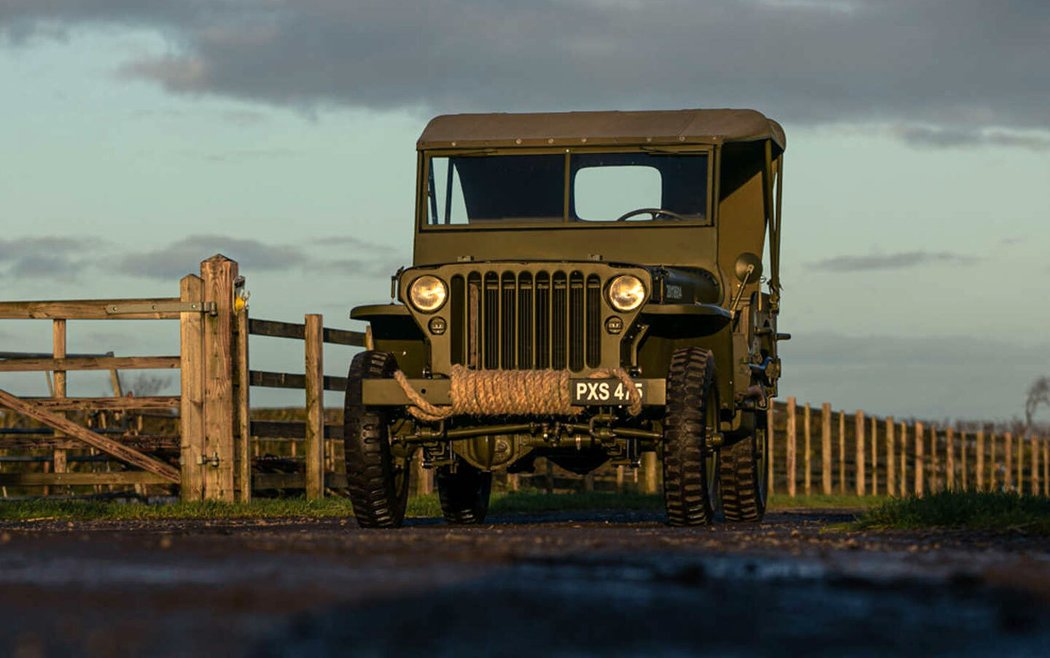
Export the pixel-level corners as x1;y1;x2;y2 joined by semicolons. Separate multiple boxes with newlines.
345;109;787;527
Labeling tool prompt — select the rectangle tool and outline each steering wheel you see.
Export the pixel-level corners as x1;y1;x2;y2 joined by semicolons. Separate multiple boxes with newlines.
615;207;688;222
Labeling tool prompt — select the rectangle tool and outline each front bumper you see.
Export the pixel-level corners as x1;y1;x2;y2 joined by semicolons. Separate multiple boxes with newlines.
361;377;667;408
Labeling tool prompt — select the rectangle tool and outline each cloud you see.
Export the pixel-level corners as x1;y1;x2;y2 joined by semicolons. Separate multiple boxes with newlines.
895;125;1050;151
311;236;407;276
318;257;407;278
199;148;299;163
312;236;398;252
117;235;307;280
3;1;1050;141
0;233;403;283
0;237;97;280
811;251;978;272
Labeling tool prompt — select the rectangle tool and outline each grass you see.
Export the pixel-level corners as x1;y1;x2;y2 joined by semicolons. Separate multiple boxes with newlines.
0;489;890;523
0;491;664;522
0;497;357;522
853;491;1050;535
768;493;885;510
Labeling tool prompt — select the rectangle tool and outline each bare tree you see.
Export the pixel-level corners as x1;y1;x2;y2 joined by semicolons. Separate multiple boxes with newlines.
1025;376;1050;436
124;374;173;397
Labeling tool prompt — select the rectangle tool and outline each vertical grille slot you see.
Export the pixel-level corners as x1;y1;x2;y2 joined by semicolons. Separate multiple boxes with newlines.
450;275;465;366
551;272;568;370
535;272;551;369
500;272;516;368
585;275;602;368
483;272;499;368
517;272;533;369
467;272;482;368
569;271;585;371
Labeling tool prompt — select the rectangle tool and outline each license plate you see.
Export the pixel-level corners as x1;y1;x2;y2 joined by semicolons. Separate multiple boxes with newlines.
570;379;646;405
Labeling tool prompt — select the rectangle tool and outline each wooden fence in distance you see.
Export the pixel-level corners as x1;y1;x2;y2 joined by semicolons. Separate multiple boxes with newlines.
767;397;1050;497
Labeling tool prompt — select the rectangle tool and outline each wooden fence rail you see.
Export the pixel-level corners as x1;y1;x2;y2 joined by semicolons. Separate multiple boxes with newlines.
768;396;1049;498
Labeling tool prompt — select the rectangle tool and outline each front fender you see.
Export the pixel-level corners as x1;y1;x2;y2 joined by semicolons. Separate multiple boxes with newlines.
350;303;426;376
639;302;731;337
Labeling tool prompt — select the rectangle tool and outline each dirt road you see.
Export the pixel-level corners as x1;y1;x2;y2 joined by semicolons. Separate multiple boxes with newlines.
1;509;1048;657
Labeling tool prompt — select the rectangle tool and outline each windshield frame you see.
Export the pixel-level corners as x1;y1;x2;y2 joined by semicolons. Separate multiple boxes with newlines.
416;145;716;231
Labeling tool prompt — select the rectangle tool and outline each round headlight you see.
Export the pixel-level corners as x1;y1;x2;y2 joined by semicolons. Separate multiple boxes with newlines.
607;275;647;312
408;275;448;313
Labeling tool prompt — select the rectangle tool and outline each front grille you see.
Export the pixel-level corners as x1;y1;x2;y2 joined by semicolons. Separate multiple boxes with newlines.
449;269;603;372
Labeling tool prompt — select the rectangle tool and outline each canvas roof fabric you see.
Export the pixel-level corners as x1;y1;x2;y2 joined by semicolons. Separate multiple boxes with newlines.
418;109;785;151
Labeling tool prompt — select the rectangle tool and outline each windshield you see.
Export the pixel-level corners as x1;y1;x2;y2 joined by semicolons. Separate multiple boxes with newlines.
424;150;709;226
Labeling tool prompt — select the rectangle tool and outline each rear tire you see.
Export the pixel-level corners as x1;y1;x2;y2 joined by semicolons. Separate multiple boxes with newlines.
436;463;492;524
719;428;768;522
344;351;410;529
662;347;718;527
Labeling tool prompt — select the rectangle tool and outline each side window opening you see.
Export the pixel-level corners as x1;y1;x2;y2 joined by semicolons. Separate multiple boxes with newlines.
573;166;662;221
428;158;468;225
570;152;707;223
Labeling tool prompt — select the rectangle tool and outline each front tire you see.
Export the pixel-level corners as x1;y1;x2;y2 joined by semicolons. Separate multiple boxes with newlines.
719;428;768;522
436;463;492;524
662;347;718;527
344;351;410;528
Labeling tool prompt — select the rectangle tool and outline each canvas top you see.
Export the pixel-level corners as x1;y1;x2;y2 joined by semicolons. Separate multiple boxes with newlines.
418;109;785;151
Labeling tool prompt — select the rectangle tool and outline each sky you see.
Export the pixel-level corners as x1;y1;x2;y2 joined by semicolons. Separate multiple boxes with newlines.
1;1;1048;422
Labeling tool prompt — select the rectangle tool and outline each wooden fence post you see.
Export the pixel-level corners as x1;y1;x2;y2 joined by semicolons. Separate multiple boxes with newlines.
854;410;865;496
414;453;433;495
803;403;811;496
930;425;940;492
200;255;238;502
1016;433;1024;494
51;319;67;497
1004;432;1013;491
898;421;907;497
304;313;324;500
870;414;878;495
786;397;797;497
976;430;985;491
821;403;832;495
946;427;955;491
641;452;658;494
179;274;206;501
914;421;924;497
838;411;846;495
1032;436;1040;496
990;432;999;490
234;301;251;503
767;404;775;495
1044;438;1049;497
960;430;968;491
885;417;895;497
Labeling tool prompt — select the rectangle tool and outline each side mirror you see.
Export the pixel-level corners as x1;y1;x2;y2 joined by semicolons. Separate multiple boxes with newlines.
734;252;763;283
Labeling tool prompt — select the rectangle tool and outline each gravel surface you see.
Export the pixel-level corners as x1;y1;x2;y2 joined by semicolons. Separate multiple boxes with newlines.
1;509;1048;657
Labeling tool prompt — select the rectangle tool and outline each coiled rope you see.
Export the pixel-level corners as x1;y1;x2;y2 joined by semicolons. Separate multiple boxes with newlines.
393;365;642;422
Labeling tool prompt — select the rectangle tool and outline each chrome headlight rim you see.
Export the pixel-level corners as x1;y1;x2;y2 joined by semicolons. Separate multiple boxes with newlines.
407;274;448;313
607;274;647;312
